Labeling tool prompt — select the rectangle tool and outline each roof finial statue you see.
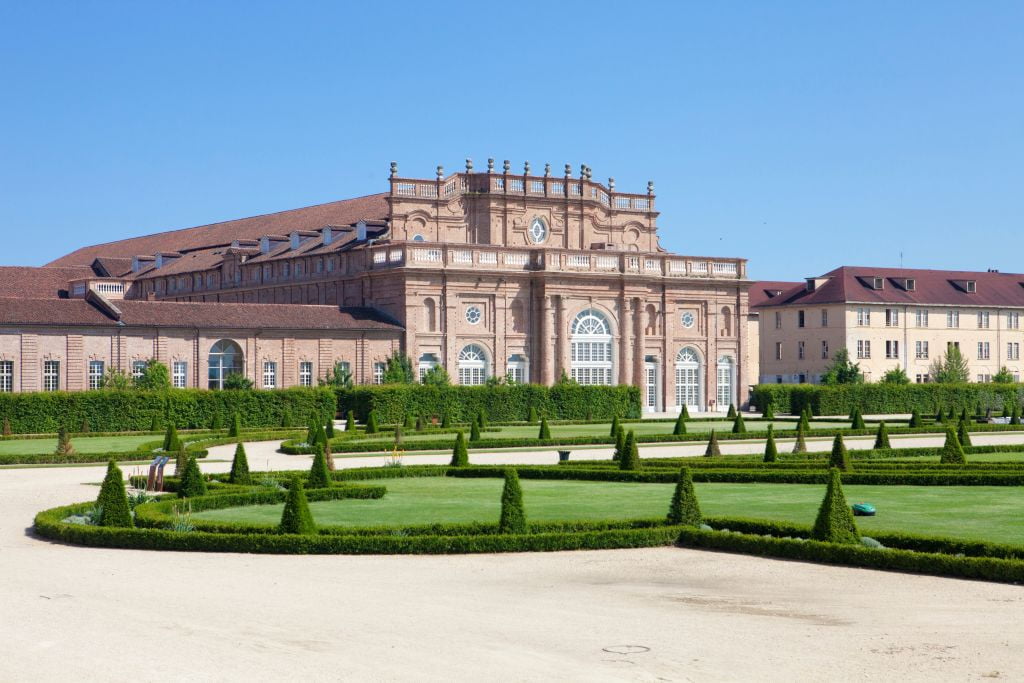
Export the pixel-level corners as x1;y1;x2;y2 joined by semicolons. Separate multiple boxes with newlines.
524;160;530;175
608;177;615;191
544;163;551;177
436;165;444;179
503;159;510;173
585;165;593;180
579;163;586;179
647;180;655;195
564;163;572;178
389;161;397;178
465;158;473;173
487;158;494;172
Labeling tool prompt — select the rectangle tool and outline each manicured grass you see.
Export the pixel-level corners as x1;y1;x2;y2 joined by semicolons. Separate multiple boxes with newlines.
0;434;158;455
193;477;1024;544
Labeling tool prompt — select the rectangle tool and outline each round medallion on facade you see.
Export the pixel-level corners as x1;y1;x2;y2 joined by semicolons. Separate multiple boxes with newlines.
528;217;548;244
681;311;695;329
465;306;482;325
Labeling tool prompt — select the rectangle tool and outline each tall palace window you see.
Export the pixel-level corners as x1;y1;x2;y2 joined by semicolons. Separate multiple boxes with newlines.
716;355;735;409
208;340;244;389
570;309;613;385
458;344;489;385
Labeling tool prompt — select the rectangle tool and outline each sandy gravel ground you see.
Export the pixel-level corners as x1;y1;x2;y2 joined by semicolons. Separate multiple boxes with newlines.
2;438;1023;681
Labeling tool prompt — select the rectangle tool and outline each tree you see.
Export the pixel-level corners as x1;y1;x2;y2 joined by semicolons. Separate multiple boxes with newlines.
420;365;450;386
441;413;452;429
1013;404;1022;426
324;438;335;471
345;411;356;432
325;418;335;439
365;411;379;434
810;468;859;544
528;406;539;423
726;404;737;418
850;407;866;430
881;365;910;385
679;404;690;419
96;460;133;528
792;421;808;454
382;351;415;384
228;443;251;485
820;348;864;385
102;367;133;390
763;425;778;463
939;426;966;464
762;402;774;419
414;414;425;432
992;367;1015;384
134;360;171;390
612;425;625;462
476;410;487;429
908;409;923;428
279;480;316;535
874;421;890;449
209;411;224;430
538;418;551;439
498;469;526;534
470;419;481;442
178;455;207;498
666;467;702;526
731;413;746;434
672;411;687;436
307;445;332;489
829;434;850;471
149;414;162;432
929;346;970;384
54;426;74;456
319;361;353;389
957;419;972;448
306;415;325;447
704;430;721;457
609;415;621;437
450;431;469;467
223;372;254;390
228;412;242;438
618;430;640;470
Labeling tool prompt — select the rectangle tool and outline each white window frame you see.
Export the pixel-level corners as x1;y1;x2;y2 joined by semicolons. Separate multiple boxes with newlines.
915;341;929;359
885;309;899;327
885;340;899;359
298;361;313;387
457;344;489;386
1008;343;1020;361
1008;312;1020;329
88;360;105;390
797;341;805;360
915;309;929;328
856;308;871;326
570;309;614;386
131;360;147;380
856;340;870;359
0;360;12;393
43;360;60;392
172;361;188;388
675;348;701;409
978;311;990;329
716;356;734;409
373;362;385;385
947;310;960;328
263;361;278;389
978;342;990;360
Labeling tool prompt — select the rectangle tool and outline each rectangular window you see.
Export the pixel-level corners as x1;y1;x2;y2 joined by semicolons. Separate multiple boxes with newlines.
298;361;313;387
774;312;782;329
821;309;828;327
915;341;929;359
43;360;60;391
131;360;147;380
915;309;929;327
977;373;991;383
88;360;105;390
774;342;783;360
978;342;990;360
797;310;805;328
856;340;871;359
915;373;930;384
885;309;899;327
263;361;277;389
797;341;805;360
821;340;829;359
947;310;959;328
373;362;385;385
885;340;899;359
978;311;990;329
1008;343;1020;361
172;361;187;388
0;360;12;392
1009;312;1020;329
856;308;871;326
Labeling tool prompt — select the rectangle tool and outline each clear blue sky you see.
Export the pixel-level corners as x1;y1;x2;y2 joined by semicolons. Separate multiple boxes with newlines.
1;2;1021;280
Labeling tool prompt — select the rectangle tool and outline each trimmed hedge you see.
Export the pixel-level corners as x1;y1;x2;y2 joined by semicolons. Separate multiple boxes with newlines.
335;384;641;423
752;383;1024;417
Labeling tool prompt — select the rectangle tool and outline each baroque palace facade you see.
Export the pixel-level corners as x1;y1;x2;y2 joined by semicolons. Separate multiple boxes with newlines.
1;160;751;412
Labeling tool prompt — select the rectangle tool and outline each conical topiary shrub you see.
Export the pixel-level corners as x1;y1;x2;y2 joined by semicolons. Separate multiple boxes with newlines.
961;407;969;423
874;421;891;450
345;410;356;432
306;415;324;447
441;412;452;429
612;425;625;462
672;410;687;436
178;454;207;498
957;419;972;448
324;438;335;471
325;419;336;439
810;468;859;544
150;414;162;432
727;404;737;418
829;434;850;471
666;467;702;526
365;411;379;434
909;408;923;428
609;415;620;437
307;445;331;489
54;426;74;456
162;424;181;452
527;405;538;423
934;407;945;424
498;469;526;534
763;425;778;463
279;480;316;535
940;426;966;464
477;410;487;429
851;407;866;430
618;430;640;471
228;412;242;438
704;430;721;457
173;445;187;476
762;402;774;419
450;431;469;467
731;413;746;434
228;442;251;485
538;418;551;439
798;409;810;432
679;404;690;419
792;421;808;454
470;420;481;442
96;460;133;528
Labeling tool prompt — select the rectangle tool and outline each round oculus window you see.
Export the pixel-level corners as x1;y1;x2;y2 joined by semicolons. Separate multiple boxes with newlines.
466;306;482;325
528;217;548;244
681;312;695;328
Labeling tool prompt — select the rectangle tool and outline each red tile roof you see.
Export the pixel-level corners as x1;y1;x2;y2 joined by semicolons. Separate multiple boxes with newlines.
0;266;96;299
46;193;390;267
748;280;802;308
751;266;1024;308
0;297;402;331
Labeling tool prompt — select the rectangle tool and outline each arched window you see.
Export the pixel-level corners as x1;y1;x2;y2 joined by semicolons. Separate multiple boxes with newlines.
458;345;489;385
720;306;732;337
423;298;437;332
208;339;244;389
571;309;614;385
507;354;528;383
418;353;439;382
717;355;734;410
675;347;702;409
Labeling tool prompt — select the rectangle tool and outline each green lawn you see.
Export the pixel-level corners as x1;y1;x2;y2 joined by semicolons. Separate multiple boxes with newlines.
0;434;158;455
193;477;1024;545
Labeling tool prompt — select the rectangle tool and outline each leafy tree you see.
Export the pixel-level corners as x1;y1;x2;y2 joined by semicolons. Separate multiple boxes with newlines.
178;455;207;498
763;424;778;463
382;351;415;384
820;348;864;385
134;360;171;390
228;443;251;485
672;411;687;436
829;434;850;471
939;426;966;464
792;421;808;454
365;411;379;434
319;362;353;389
223;372;254;390
810;468;859;544
957;419;972;448
498;469;526;534
324;438;335;471
450;431;469;466
538;418;551;439
618;430;640;470
929;346;970;384
96;460;133;528
874;421;890;449
666;467;702;526
306;415;325;447
704;430;721;457
279;480;316;535
102;368;133;390
731;413;746;434
992;367;1015;384
420;365;450;386
881;365;910;385
307;445;332;489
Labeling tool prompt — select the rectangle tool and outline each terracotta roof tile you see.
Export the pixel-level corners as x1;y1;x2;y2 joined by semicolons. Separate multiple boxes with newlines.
0;266;96;299
748;281;802;308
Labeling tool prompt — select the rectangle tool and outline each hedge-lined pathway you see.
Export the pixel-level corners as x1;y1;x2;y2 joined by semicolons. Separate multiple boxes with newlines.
3;444;1024;679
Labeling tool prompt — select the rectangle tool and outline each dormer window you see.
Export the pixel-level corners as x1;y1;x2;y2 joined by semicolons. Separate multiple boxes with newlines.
966;280;976;293
872;277;884;290
905;278;916;291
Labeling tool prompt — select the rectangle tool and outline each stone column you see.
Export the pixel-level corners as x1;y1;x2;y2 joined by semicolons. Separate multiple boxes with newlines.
540;294;553;385
553;295;565;380
632;298;645;388
618;295;632;386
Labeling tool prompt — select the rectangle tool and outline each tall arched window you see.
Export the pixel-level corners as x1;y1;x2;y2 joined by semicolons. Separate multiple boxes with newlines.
571;309;614;385
717;355;734;409
423;298;437;332
675;347;702;409
208;339;244;389
458;344;489;385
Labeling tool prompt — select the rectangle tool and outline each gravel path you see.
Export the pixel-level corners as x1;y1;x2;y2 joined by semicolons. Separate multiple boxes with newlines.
2;438;1023;681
